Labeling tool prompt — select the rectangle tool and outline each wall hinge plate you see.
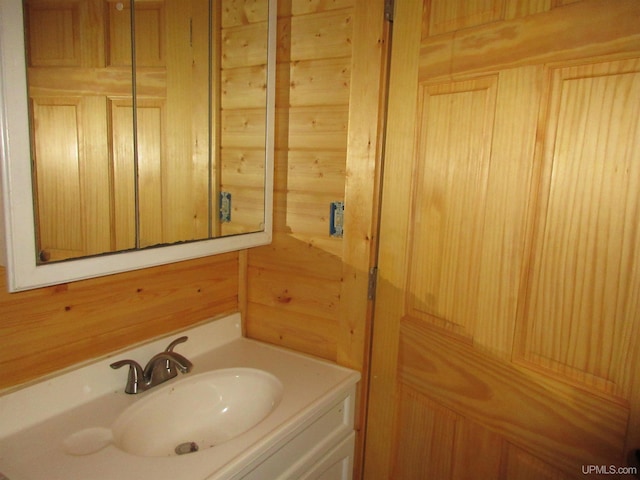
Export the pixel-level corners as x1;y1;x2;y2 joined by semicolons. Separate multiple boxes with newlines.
384;0;394;22
368;266;378;300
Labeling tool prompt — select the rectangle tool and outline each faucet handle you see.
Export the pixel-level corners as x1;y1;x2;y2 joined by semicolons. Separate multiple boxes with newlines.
165;336;188;352
110;359;144;394
161;336;189;379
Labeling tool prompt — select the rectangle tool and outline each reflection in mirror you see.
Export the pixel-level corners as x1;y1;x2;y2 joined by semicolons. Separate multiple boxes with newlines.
23;0;267;263
0;0;274;291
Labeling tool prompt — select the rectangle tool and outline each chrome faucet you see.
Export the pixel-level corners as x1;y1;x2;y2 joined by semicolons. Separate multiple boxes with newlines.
110;336;193;394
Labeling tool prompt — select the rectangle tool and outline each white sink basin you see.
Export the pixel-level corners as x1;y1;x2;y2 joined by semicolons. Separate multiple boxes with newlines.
111;368;283;457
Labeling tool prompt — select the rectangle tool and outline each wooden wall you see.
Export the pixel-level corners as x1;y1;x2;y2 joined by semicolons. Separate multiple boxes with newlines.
0;8;387;479
244;1;387;475
0;0;385;386
245;0;385;369
219;0;270;236
0;253;238;391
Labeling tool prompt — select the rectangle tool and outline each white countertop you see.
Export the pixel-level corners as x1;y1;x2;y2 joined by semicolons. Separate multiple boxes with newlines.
0;313;360;480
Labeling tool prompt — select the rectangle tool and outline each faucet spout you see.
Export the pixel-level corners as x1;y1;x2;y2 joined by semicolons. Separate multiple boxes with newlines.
144;351;193;379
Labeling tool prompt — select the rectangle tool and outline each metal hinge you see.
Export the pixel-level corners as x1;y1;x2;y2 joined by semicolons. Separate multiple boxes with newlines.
368;266;378;300
384;0;394;22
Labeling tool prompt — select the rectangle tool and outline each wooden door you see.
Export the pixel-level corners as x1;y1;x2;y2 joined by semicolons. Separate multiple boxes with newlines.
365;1;640;478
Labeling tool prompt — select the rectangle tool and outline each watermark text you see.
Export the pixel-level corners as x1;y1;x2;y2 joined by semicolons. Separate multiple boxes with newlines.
582;465;638;476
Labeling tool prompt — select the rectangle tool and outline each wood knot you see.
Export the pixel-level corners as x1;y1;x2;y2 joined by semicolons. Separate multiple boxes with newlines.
277;293;292;304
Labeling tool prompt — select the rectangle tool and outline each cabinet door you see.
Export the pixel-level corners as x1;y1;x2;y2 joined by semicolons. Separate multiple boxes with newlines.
300;433;355;480
26;0;114;261
26;0;212;260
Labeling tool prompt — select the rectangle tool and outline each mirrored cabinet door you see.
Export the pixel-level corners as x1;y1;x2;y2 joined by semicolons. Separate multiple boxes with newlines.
25;0;135;261
25;0;270;263
0;0;275;291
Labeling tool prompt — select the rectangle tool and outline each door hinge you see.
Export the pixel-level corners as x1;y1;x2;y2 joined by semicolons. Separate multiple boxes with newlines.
384;0;394;22
368;266;378;300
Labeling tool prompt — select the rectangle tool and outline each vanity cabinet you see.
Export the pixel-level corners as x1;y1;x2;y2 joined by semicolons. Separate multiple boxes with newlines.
238;388;356;480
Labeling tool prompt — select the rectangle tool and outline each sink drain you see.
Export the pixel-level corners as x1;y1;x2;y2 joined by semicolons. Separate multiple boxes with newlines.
175;442;199;455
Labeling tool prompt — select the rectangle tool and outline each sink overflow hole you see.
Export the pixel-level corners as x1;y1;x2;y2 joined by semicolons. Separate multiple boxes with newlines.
175;442;199;455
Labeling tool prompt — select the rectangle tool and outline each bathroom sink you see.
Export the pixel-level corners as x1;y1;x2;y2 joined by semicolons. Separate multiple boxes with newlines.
111;368;283;457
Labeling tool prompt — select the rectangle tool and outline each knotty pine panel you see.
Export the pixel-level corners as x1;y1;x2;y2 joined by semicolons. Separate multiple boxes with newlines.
222;22;269;69
290;9;353;61
221;149;267;188
289;58;351;106
220;108;268;149
286;105;349;150
290;0;354;16
222;0;269;27
246;301;338;361
276;190;344;237
248;266;340;319
221;65;269;109
219;186;266;236
0;254;239;391
249;233;343;280
283;150;346;194
245;1;353;361
220;0;269;235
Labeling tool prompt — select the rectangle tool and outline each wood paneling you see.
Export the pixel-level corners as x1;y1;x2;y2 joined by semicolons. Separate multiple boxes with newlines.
5;5;383;479
245;4;386;477
0;253;239;391
245;2;354;360
290;9;353;61
220;0;269;235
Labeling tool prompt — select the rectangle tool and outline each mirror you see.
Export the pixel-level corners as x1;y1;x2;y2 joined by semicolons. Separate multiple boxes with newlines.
0;0;275;292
